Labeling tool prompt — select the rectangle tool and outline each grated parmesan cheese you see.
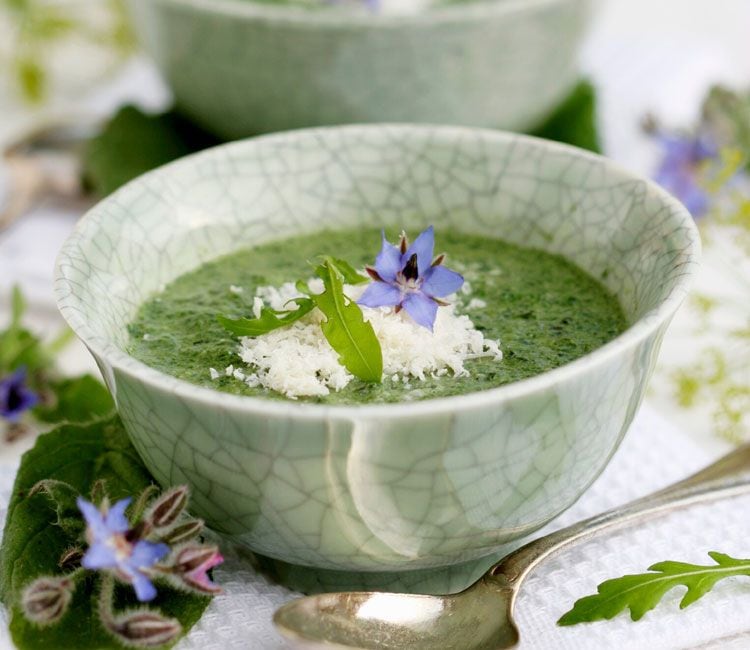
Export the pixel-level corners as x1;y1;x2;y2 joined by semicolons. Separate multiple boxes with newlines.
229;280;502;399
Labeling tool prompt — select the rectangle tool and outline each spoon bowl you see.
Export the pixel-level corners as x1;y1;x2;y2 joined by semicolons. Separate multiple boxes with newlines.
274;442;750;649
275;578;517;650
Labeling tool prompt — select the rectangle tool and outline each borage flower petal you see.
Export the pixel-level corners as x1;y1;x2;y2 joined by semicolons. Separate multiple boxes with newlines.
357;226;463;330
77;497;169;602
0;367;39;423
402;293;439;331
403;225;435;277
373;232;403;282
653;131;717;218
104;497;131;534
357;282;403;308
422;266;464;298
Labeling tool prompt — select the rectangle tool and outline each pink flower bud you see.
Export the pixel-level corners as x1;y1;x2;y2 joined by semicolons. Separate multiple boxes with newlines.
21;577;74;625
173;545;223;595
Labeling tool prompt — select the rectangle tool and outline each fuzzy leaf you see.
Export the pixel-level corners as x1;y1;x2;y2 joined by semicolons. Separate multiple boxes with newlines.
82;105;220;197
558;551;750;626
217;298;315;337
34;375;115;424
530;80;601;154
0;416;210;649
312;258;382;383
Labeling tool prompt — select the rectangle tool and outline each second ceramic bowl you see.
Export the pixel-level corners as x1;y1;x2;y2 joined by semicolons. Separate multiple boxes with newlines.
127;0;593;138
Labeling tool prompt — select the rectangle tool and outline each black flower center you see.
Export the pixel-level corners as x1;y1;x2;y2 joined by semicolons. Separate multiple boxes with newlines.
402;254;419;281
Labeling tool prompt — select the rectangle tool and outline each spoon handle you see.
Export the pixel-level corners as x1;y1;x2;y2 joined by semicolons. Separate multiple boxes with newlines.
493;442;750;583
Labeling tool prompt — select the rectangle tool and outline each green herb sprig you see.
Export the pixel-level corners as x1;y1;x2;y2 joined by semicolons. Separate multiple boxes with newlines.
218;257;383;383
559;551;750;626
0;286;113;440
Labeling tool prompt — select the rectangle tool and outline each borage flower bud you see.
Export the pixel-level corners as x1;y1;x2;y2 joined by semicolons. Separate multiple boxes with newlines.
21;576;74;625
147;486;188;530
111;611;182;648
58;546;84;570
161;519;204;545
173;545;223;594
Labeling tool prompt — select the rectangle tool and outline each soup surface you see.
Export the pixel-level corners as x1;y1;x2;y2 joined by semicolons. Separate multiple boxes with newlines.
127;228;626;404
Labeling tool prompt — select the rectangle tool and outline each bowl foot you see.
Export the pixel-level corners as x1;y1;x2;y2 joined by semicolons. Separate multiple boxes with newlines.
252;551;507;596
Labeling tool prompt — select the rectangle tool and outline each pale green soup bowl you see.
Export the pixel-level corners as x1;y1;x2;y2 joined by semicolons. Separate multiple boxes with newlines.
55;126;698;594
126;0;593;138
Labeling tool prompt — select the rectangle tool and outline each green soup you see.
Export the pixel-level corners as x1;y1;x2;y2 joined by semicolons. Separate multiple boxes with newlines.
127;228;626;404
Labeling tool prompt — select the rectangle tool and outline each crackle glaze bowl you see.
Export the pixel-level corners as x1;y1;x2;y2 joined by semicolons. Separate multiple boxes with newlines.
126;0;593;138
55;126;699;594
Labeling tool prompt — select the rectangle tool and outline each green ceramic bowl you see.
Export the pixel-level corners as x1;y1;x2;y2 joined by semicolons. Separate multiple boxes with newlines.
126;0;593;138
55;126;698;593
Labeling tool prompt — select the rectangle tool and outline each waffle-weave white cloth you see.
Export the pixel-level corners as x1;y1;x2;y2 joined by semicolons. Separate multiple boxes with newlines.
1;405;749;649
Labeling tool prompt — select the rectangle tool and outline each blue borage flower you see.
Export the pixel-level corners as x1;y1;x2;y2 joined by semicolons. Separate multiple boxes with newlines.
653;131;718;218
77;497;169;602
357;226;464;331
0;367;39;423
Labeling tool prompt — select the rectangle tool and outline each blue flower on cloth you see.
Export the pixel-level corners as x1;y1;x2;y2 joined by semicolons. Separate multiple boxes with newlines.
654;132;717;217
0;367;38;422
77;497;169;602
357;226;464;331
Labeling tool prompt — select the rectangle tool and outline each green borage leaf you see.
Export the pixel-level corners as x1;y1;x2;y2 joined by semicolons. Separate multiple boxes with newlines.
0;416;210;649
33;375;114;424
312;257;382;383
558;552;750;626
217;298;315;336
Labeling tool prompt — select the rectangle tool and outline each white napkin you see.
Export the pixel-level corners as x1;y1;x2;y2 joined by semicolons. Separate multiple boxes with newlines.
2;405;749;649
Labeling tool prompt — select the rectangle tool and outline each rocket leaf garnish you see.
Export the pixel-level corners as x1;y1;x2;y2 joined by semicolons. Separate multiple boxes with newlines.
217;298;315;337
558;552;750;626
311;257;382;383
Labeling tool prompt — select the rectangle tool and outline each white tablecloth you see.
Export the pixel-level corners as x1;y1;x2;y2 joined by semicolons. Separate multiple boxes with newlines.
2;407;749;649
2;1;750;647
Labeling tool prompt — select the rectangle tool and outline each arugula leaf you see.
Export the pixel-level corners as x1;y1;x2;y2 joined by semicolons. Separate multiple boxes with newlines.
558;551;750;625
0;415;210;649
326;258;369;285
312;258;382;383
217;298;315;336
530;80;602;154
33;375;114;424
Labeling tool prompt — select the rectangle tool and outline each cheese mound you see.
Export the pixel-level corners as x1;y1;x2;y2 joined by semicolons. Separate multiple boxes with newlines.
225;281;502;399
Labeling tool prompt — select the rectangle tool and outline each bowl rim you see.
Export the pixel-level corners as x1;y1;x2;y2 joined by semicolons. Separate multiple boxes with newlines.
54;124;700;421
149;0;587;28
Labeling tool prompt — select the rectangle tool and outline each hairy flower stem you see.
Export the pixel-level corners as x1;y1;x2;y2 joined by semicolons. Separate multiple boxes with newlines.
97;574;117;633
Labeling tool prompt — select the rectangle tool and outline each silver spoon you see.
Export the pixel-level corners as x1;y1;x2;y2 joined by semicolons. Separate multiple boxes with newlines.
274;442;750;649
